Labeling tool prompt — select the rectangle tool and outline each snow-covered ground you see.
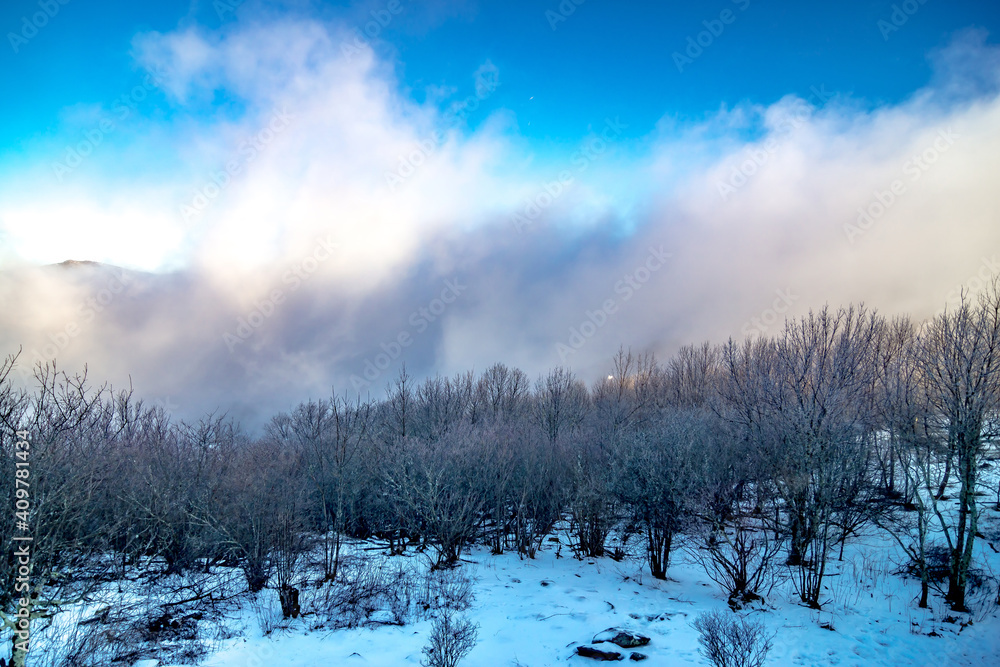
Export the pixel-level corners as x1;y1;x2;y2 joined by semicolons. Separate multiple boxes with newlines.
23;467;1000;667
124;522;998;667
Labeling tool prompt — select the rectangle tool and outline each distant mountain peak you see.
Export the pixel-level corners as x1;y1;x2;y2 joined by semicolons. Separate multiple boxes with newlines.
52;260;102;268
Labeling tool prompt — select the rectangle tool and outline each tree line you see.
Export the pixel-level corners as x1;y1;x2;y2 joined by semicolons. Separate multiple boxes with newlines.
1;285;998;636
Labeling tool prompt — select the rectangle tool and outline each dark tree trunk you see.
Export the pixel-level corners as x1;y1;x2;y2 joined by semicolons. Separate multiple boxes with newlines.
279;585;300;618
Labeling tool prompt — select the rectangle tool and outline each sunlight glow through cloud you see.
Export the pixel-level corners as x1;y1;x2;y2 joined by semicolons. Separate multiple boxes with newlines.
1;16;999;426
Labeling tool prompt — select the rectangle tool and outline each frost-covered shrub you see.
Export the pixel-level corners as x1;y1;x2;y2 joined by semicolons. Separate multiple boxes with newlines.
422;568;476;612
309;556;416;628
304;555;477;630
693;610;772;667
421;610;479;667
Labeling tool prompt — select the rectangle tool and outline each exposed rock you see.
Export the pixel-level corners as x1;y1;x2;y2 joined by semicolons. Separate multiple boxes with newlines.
147;612;181;633
576;645;624;661
145;611;198;641
728;590;763;611
593;628;651;649
629;653;649;661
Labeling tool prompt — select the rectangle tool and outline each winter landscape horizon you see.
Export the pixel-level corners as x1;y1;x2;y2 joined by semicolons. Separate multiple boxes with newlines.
2;1;1000;665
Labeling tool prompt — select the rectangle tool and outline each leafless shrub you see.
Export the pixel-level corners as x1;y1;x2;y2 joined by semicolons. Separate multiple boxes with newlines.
273;513;306;618
25;615;148;667
388;426;486;569
308;556;418;628
694;518;784;608
692;610;773;667
268;394;375;583
24;600;211;667
302;554;476;631
615;409;709;579
421;609;479;667
250;588;284;635
421;567;476;612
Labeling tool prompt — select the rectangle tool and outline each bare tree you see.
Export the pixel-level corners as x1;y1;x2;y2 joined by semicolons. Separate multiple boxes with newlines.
509;423;567;558
389;425;486;568
271;393;374;582
476;422;518;555
915;283;1000;610
476;363;530;424
591;348;658;436
0;361;130;665
663;342;720;409
616;409;708;579
532;367;589;444
126;414;236;576
414;374;475;443
720;306;883;608
190;426;291;593
381;365;414;444
694;408;783;607
0;350;29;616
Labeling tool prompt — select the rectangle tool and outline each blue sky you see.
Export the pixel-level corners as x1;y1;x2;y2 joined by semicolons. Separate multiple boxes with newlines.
3;0;999;153
1;0;1000;423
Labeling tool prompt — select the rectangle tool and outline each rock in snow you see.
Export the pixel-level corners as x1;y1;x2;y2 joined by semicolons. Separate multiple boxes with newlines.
576;645;624;661
592;627;651;648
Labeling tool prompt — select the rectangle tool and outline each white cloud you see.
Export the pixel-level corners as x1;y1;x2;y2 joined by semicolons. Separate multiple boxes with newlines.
1;22;999;427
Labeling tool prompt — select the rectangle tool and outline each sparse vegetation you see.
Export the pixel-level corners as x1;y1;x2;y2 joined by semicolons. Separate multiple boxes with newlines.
693;610;773;667
2;283;1000;662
